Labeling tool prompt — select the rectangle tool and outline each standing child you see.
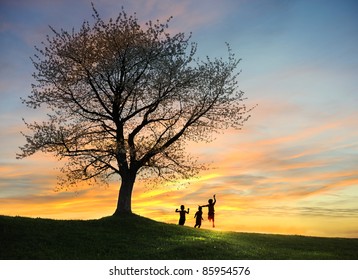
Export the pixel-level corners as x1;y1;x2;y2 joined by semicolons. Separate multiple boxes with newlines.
201;194;216;227
194;206;204;228
175;205;190;226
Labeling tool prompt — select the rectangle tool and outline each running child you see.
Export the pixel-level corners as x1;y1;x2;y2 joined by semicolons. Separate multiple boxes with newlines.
194;206;204;228
201;194;216;227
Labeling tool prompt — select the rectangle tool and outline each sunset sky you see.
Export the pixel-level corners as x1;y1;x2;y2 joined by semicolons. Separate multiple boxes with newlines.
1;0;357;238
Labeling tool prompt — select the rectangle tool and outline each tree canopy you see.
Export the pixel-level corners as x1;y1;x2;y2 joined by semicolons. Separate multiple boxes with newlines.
18;6;253;214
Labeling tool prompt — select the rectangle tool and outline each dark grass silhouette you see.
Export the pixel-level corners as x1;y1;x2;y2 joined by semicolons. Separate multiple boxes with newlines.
1;214;357;260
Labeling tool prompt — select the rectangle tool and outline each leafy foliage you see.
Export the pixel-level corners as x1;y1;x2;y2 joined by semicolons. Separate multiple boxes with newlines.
18;5;253;212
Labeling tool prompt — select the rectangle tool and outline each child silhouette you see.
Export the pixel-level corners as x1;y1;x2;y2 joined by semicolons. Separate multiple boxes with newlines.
194;206;204;228
175;205;189;226
201;194;216;227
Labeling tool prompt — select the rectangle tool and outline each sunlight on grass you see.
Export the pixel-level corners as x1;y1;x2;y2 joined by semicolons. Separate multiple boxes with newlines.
191;236;207;241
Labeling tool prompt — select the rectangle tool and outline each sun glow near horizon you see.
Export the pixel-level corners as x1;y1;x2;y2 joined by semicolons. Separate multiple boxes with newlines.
1;147;358;238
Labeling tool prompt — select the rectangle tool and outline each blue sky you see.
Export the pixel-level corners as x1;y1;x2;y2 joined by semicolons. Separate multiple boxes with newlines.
1;0;358;237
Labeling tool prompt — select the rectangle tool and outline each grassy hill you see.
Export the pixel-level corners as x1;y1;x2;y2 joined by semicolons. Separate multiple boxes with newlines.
1;214;357;260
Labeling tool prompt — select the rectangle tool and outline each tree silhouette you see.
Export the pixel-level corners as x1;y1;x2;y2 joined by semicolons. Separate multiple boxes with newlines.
17;5;253;215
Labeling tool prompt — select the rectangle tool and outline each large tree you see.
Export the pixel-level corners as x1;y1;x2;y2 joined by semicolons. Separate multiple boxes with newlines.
18;6;253;215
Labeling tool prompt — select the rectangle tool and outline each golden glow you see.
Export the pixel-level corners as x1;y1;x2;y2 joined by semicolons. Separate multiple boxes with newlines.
2;160;356;239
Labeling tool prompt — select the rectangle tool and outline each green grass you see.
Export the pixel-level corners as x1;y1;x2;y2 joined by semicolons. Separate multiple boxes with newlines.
1;214;357;259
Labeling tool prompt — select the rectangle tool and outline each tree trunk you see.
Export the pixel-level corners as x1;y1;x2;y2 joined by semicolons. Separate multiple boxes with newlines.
113;172;136;216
